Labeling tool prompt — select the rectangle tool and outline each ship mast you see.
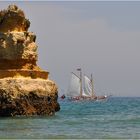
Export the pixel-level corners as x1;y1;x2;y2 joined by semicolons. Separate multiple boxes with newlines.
77;68;82;97
91;74;94;97
80;69;82;97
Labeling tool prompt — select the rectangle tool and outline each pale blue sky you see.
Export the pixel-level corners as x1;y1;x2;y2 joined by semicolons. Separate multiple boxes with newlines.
0;1;140;96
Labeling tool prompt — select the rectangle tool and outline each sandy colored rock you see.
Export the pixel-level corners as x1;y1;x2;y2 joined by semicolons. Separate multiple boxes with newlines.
0;5;30;32
0;32;37;60
0;78;59;116
0;5;60;116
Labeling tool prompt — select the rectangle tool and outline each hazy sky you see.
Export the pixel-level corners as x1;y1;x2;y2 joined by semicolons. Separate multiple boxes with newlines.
0;1;140;97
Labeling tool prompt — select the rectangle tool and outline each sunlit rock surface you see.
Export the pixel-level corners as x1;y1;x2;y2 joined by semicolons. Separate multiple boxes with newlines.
0;5;60;116
0;5;30;32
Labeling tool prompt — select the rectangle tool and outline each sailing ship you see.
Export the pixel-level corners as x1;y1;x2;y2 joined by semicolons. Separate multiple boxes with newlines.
66;68;109;101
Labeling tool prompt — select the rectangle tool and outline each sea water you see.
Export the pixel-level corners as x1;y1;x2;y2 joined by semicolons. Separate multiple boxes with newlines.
0;97;140;139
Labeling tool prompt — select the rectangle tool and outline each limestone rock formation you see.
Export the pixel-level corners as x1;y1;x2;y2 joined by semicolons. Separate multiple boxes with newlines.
0;5;30;32
0;5;60;116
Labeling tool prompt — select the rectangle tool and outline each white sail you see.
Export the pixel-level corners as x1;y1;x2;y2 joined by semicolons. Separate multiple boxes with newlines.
67;72;80;97
84;75;92;97
66;70;108;101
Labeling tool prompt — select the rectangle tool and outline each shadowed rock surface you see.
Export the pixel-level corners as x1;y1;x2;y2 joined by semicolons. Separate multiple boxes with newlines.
0;5;60;116
0;78;60;116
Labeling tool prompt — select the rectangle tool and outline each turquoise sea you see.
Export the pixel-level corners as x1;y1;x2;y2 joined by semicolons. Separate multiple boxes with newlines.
0;97;140;139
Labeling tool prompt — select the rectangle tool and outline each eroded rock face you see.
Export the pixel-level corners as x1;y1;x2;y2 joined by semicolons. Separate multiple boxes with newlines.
0;78;60;116
0;5;60;116
0;31;39;70
0;5;30;32
0;5;38;70
0;32;37;60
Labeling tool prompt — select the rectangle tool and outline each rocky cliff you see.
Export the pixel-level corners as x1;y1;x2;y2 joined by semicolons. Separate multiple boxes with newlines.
0;5;60;116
